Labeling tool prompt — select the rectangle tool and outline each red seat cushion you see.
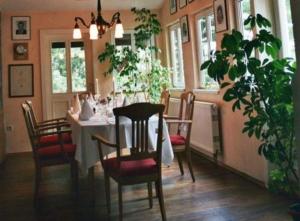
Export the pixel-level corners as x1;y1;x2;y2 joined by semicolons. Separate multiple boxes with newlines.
37;143;76;157
170;135;186;145
103;158;157;177
39;133;72;146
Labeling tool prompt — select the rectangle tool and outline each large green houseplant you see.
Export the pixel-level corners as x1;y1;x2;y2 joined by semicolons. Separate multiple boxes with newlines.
98;8;170;103
201;14;298;194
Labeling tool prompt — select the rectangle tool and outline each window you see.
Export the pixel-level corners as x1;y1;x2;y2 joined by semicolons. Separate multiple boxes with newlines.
274;0;295;59
51;41;87;94
195;10;218;89
169;23;185;88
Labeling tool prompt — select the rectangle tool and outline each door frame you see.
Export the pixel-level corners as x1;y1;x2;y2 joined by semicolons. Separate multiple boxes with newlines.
40;29;91;120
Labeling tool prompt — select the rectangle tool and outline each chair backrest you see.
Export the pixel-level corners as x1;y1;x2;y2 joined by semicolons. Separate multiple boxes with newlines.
25;100;38;128
113;103;165;167
21;103;38;152
177;91;195;135
160;90;170;115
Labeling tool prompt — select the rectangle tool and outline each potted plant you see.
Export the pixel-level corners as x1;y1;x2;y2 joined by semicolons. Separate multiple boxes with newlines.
98;8;170;103
201;13;298;200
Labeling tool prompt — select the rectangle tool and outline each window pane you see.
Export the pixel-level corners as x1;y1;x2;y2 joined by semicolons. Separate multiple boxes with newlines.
241;0;253;40
169;24;185;88
71;42;87;92
51;42;67;93
197;12;218;89
284;0;295;58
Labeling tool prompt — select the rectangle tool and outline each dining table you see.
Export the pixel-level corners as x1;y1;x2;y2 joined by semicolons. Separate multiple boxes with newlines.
67;107;174;174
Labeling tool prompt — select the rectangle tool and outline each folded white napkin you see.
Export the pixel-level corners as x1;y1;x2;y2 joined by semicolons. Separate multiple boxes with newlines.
79;99;94;121
72;94;81;114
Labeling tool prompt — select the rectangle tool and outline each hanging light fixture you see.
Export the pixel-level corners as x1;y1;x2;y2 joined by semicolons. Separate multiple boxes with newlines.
73;0;124;40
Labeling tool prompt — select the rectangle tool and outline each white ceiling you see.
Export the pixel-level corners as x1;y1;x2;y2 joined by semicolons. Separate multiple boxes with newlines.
0;0;164;11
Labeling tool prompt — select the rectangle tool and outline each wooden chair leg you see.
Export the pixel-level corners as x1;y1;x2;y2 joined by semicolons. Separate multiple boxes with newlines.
34;168;41;208
88;166;95;206
176;152;184;175
155;180;167;221
118;184;123;221
147;182;153;208
186;149;195;182
104;173;111;214
71;161;79;197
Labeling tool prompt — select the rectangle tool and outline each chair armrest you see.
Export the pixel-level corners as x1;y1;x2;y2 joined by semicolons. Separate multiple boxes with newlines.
39;117;66;124
36;122;70;131
164;115;179;120
166;119;192;125
92;134;117;148
36;128;72;137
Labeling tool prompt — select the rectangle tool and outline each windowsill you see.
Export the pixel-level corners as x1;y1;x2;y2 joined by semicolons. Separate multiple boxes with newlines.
193;88;220;95
170;88;185;92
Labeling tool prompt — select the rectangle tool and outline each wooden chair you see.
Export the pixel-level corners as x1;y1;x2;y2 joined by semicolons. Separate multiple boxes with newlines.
166;91;196;182
25;100;72;146
21;103;78;207
160;90;170;116
92;103;167;221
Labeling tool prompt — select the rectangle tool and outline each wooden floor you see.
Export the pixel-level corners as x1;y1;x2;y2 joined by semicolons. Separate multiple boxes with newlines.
0;153;294;221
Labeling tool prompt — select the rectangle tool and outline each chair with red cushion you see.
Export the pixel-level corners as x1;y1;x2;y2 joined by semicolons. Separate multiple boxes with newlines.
92;103;166;221
25;100;72;146
166;91;195;182
21;103;78;207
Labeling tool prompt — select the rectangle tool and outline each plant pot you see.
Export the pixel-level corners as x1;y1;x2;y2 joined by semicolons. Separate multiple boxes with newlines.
289;204;300;221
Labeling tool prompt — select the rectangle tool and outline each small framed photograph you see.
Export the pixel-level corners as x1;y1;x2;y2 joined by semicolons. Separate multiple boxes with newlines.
8;64;34;97
214;0;228;33
179;0;187;8
13;43;28;60
170;0;177;15
11;16;31;40
180;15;190;43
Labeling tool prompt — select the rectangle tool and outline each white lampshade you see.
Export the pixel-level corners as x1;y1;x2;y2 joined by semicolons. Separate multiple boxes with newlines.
73;28;82;39
89;24;98;40
115;23;124;39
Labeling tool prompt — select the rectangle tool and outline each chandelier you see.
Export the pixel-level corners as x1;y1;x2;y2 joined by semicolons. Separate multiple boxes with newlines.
73;0;124;40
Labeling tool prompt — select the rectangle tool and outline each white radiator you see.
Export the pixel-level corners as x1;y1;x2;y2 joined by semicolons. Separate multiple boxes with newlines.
169;98;222;156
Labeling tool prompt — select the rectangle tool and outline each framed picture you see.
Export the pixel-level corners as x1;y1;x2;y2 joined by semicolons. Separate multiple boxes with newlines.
13;43;28;60
179;0;187;8
11;16;31;40
8;64;34;97
180;15;190;43
170;0;177;15
214;0;228;33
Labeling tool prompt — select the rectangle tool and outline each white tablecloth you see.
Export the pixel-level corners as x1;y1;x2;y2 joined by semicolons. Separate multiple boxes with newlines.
67;112;174;173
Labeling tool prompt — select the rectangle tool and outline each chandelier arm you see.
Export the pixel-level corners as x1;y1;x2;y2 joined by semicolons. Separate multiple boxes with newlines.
75;17;90;28
110;12;121;27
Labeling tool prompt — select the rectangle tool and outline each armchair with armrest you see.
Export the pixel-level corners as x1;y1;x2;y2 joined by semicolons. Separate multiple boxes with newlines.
165;91;196;182
22;103;78;207
92;103;167;221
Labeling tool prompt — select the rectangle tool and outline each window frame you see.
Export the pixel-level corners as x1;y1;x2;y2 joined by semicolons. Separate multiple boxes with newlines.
168;22;185;89
50;40;88;95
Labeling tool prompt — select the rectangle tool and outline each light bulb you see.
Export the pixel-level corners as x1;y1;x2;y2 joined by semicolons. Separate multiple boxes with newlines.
115;23;124;38
89;24;98;40
73;28;82;39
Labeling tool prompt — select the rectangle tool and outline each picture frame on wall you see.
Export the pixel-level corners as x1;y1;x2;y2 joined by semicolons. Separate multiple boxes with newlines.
11;16;31;40
170;0;177;15
13;43;28;60
180;15;189;43
214;0;228;33
179;0;187;8
8;64;34;97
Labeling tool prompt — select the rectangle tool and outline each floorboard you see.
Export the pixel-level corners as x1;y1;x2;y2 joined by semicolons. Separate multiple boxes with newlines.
0;153;293;221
